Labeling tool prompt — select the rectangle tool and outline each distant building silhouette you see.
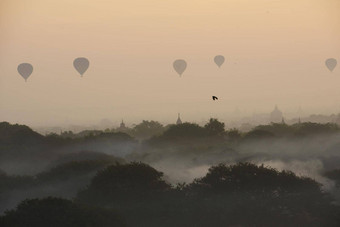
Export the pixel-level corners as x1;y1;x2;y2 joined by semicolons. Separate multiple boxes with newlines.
118;120;127;131
176;113;182;125
270;105;283;123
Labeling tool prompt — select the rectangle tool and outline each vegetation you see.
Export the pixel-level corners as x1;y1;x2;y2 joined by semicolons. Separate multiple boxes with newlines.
1;121;340;226
77;162;171;206
0;197;125;227
74;162;339;227
130;120;165;139
324;169;340;187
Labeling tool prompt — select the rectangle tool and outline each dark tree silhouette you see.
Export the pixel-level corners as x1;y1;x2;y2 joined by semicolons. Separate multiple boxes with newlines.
0;197;125;227
226;128;242;141
204;118;225;136
132;120;165;139
190;162;321;194
148;123;206;144
0;122;44;145
77;162;171;205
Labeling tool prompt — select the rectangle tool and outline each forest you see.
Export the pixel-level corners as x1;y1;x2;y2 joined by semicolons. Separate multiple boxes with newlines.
1;120;340;226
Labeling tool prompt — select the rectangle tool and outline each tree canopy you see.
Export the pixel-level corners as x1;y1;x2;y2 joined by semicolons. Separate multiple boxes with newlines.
0;197;125;227
204;118;225;136
77;162;171;204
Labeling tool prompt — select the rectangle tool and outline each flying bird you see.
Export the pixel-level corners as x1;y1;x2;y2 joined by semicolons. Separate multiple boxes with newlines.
212;96;218;101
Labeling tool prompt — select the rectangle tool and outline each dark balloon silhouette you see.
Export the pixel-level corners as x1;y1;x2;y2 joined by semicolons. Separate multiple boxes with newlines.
212;96;218;100
325;58;337;72
214;55;225;68
73;57;89;76
173;59;187;76
17;63;33;82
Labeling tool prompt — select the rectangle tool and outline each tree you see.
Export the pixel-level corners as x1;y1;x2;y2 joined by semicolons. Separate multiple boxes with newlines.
0;122;45;146
204;118;225;136
255;123;292;137
60;131;75;138
159;123;206;139
77;162;171;204
190;162;321;194
226;128;242;141
0;197;126;227
293;122;339;136
186;163;338;227
132;120;164;139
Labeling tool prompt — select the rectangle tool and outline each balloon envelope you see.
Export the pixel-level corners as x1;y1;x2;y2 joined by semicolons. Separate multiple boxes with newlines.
73;57;89;76
173;59;187;76
325;58;337;72
214;55;225;68
17;63;33;81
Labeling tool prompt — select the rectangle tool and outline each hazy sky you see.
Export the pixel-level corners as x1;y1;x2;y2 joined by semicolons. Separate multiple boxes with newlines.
0;0;339;127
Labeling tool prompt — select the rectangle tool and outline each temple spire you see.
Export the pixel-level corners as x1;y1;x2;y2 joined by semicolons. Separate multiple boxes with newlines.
176;113;182;125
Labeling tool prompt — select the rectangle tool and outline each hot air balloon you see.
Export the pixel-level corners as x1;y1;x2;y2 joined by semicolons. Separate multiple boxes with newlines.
325;58;337;72
214;55;225;68
73;57;89;76
173;59;187;77
17;63;33;82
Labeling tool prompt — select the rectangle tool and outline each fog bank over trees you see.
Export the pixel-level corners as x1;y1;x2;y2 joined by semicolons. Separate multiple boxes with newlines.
1;120;340;226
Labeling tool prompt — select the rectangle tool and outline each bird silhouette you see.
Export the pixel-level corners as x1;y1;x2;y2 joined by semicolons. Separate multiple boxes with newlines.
212;96;218;101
